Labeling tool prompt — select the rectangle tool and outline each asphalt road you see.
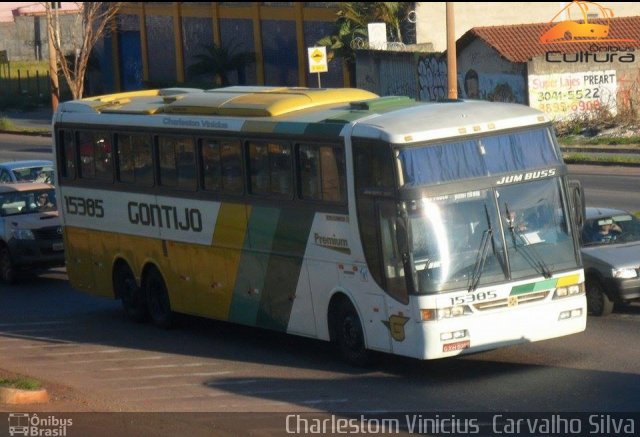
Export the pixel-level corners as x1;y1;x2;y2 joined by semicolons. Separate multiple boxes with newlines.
1;271;639;416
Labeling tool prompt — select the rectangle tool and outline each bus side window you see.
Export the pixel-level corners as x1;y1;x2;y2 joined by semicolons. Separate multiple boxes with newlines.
117;134;153;186
78;131;111;181
158;136;196;190
60;130;76;179
298;144;346;202
248;141;292;196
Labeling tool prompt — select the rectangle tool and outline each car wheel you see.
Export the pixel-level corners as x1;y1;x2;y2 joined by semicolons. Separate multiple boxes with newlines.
331;300;371;367
586;278;614;316
144;267;173;328
0;246;16;284
114;263;148;323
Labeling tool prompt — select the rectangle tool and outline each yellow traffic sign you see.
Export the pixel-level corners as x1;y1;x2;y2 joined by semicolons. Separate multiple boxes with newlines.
307;46;328;73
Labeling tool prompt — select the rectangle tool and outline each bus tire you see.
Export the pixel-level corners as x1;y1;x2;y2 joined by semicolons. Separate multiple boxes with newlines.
0;246;16;285
332;300;371;367
144;267;173;328
586;277;613;317
114;263;148;323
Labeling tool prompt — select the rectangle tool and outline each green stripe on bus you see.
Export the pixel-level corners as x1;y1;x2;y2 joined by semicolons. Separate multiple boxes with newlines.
510;278;558;295
273;122;309;135
228;206;280;325
303;122;346;137
256;208;315;331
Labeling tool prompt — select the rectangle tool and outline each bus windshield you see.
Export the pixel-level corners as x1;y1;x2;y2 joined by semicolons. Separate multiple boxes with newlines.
407;178;578;293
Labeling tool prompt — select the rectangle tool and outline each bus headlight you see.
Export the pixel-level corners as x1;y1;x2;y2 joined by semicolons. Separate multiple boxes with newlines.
435;305;472;320
612;268;638;279
11;229;35;240
554;283;584;299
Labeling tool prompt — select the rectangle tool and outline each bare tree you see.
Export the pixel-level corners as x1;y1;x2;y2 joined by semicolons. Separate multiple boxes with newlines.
44;2;123;100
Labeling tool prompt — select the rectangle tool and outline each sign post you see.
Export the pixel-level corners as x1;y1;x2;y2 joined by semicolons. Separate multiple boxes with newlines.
307;46;328;88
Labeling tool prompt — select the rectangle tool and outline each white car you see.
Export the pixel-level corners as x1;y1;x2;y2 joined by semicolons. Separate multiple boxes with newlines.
0;183;64;283
0;160;54;184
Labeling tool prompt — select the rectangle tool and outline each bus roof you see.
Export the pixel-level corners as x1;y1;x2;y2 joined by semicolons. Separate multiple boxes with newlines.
56;87;548;144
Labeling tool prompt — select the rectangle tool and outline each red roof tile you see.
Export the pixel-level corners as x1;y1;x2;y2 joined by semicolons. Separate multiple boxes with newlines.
458;16;640;63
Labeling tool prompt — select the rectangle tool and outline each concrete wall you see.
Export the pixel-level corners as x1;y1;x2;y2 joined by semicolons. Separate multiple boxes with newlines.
528;51;640;120
0;14;83;62
416;2;640;52
457;39;527;103
356;50;420;99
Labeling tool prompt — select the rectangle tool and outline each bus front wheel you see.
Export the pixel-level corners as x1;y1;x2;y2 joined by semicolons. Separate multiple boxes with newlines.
144;268;173;328
332;300;371;367
114;263;148;322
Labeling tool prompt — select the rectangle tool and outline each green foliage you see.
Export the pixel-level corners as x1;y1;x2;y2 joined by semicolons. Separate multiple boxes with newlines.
187;42;255;87
562;152;640;165
316;2;411;82
0;117;15;130
0;377;42;390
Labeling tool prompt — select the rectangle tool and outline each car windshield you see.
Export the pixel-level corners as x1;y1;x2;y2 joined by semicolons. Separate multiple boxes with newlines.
0;188;57;216
582;213;640;246
12;166;54;183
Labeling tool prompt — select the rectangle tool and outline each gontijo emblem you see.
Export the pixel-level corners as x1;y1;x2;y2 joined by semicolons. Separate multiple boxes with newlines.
308;46;328;73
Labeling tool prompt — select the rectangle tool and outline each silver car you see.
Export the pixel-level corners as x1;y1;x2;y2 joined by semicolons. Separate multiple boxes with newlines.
581;207;640;316
0;160;54;184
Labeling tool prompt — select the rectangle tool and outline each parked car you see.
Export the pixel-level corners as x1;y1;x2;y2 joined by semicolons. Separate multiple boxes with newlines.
0;160;54;184
580;207;640;316
0;183;64;283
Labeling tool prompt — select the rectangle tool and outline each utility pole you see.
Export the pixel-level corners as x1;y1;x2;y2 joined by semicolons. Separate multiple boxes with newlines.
446;2;457;100
47;2;60;111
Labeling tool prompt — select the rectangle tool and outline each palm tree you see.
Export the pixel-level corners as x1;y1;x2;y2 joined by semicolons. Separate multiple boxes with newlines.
187;42;255;87
317;2;412;85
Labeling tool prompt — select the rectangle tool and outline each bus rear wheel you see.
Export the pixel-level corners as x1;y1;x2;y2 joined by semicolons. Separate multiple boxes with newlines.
332;300;371;367
144;268;173;328
114;263;147;322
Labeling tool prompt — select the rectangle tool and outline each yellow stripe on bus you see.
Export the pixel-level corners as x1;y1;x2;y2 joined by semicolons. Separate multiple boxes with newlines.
193;203;250;321
556;274;581;287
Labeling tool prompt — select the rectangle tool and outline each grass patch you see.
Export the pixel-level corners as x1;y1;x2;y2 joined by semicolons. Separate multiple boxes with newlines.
563;153;640;165
559;135;640;146
0;377;42;391
0;117;15;130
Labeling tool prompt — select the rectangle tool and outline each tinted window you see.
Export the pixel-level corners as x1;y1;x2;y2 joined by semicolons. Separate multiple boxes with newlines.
60;130;76;179
117;134;153;186
77;131;112;181
248;141;291;196
299;144;346;202
158;136;196;190
200;138;243;194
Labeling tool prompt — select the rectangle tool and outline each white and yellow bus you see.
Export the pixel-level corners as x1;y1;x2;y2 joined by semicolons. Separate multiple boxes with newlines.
53;86;586;364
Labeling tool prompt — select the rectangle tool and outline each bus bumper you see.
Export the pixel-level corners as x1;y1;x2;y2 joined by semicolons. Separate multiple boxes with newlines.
416;295;586;360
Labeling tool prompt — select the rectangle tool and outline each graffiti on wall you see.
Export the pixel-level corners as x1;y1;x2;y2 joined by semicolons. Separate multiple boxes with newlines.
418;56;526;104
418;55;448;101
528;70;617;120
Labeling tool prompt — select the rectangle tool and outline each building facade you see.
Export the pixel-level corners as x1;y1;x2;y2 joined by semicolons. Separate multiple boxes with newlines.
99;2;345;94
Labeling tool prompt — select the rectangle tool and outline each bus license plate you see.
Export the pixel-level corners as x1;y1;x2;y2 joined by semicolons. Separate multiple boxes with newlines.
52;243;64;251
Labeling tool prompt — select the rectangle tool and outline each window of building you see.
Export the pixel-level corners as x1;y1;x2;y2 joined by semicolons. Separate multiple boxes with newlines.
158;136;196;190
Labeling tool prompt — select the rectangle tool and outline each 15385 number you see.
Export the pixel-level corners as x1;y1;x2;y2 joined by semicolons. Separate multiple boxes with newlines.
64;195;104;218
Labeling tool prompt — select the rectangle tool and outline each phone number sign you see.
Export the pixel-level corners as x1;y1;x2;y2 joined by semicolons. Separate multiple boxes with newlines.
528;70;617;119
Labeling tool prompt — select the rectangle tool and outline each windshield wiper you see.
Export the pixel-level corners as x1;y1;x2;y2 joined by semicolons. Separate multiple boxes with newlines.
505;202;552;278
468;203;495;292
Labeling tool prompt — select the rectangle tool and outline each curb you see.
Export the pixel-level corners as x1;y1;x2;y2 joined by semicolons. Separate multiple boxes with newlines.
0;129;51;137
0;387;49;404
